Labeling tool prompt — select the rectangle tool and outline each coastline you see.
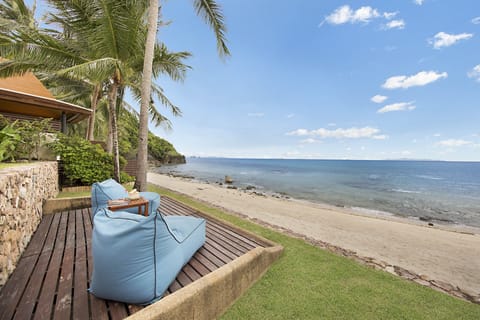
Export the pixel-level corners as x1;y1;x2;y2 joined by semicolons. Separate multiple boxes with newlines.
148;172;480;298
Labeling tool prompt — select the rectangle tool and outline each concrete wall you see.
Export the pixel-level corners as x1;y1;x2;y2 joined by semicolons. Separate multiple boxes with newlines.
0;162;58;287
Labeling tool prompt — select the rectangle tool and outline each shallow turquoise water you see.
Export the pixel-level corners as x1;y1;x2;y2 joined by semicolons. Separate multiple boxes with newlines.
154;158;480;228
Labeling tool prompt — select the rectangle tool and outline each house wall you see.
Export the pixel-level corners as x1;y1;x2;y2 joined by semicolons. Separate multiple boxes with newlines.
0;111;61;131
0;162;58;287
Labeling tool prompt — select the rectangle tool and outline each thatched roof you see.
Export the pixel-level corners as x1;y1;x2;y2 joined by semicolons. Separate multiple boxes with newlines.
0;72;91;123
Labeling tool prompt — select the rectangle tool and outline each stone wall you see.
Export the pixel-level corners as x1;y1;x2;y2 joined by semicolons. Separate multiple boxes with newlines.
0;162;58;287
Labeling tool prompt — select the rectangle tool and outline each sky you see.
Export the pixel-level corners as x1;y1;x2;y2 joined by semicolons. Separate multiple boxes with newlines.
147;0;479;161
32;1;480;161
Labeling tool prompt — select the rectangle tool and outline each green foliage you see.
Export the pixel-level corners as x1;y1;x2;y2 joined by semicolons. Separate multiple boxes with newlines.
148;132;181;161
14;118;53;160
0;122;21;162
115;108;183;162
149;184;480;320
49;134;114;185
0;116;53;162
120;171;134;183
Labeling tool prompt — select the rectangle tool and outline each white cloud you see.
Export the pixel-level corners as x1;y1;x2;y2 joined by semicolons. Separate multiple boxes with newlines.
286;113;295;118
385;19;405;30
371;94;388;103
322;6;405;31
414;0;424;5
287;126;385;140
322;5;384;25
372;135;389;140
433;133;441;137
247;112;264;117
429;32;473;49
437;139;472;147
377;101;416;113
472;17;480;25
467;64;480;82
383;12;398;20
300;138;319;144
327;123;337;127
382;70;447;89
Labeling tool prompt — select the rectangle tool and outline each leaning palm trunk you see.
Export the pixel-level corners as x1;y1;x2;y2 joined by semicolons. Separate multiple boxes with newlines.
135;0;159;192
107;82;121;182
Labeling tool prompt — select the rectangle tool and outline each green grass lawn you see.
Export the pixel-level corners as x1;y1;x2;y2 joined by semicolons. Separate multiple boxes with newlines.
148;184;480;320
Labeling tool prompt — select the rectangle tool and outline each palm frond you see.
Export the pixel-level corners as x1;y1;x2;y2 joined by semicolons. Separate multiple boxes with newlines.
193;0;230;57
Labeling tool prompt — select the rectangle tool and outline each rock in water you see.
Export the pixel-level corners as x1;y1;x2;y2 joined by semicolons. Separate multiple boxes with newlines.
225;175;233;184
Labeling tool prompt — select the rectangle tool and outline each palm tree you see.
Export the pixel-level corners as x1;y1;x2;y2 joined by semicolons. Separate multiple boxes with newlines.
1;0;190;182
135;0;230;191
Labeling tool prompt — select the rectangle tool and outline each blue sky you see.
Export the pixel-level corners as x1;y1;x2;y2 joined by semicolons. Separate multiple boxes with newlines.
32;1;480;161
149;0;479;161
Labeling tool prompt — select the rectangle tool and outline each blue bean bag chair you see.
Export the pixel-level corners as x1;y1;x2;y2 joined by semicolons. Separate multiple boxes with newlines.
89;208;206;304
91;179;160;217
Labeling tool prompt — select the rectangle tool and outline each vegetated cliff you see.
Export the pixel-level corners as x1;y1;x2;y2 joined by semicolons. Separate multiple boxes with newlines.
147;133;185;165
118;109;185;165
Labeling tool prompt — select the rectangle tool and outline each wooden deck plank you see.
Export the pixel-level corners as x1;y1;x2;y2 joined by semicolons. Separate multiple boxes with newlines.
0;255;37;320
1;196;268;320
195;248;226;269
107;301;128;319
0;214;54;320
22;214;54;257
33;212;68;320
189;256;213;276
73;209;89;320
205;233;245;259
206;229;252;256
168;279;183;293
13;213;61;320
52;211;76;320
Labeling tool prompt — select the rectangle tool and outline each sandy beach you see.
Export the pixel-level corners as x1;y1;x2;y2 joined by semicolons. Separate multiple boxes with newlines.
148;172;480;296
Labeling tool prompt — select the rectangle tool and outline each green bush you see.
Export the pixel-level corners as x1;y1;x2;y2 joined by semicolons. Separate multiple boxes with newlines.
0;116;53;161
0;122;21;162
14;118;53;160
49;134;114;185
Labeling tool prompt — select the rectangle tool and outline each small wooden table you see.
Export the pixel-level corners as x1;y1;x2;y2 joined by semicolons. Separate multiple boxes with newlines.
107;197;149;216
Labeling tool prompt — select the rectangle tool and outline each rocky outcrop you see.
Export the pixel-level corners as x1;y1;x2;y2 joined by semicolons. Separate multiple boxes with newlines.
0;162;58;288
148;154;186;167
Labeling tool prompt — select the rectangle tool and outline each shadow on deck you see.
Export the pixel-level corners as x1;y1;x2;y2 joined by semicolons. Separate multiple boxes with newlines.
0;196;282;320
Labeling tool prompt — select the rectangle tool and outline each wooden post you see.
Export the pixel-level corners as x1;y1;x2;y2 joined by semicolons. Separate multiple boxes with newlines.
61;112;67;134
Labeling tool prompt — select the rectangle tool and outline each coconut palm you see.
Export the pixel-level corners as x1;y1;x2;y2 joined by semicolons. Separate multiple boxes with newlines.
1;0;190;182
135;0;230;191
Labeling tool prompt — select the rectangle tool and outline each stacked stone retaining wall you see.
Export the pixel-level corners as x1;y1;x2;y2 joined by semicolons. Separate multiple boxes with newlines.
0;162;58;287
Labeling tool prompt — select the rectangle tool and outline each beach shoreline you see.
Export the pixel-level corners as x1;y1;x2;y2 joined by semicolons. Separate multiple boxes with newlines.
148;172;480;299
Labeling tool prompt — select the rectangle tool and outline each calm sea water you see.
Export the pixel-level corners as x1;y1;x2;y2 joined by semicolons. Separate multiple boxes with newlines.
154;158;480;228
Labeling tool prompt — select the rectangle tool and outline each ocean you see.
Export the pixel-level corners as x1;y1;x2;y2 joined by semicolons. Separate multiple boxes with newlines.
153;158;480;228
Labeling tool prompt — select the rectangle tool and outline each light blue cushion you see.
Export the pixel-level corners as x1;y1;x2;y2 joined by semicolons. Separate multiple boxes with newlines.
89;208;206;305
91;179;160;217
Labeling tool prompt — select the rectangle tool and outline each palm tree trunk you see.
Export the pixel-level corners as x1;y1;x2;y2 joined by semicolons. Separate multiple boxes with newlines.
106;113;113;154
107;82;121;182
135;0;159;192
86;84;101;141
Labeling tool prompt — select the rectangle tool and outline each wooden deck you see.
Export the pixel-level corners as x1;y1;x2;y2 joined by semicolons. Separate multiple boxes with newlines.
0;197;267;320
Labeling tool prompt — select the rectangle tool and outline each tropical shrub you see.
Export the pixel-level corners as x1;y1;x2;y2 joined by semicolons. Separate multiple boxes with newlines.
0;122;21;162
49;134;114;185
14;118;53;160
0;116;53;161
